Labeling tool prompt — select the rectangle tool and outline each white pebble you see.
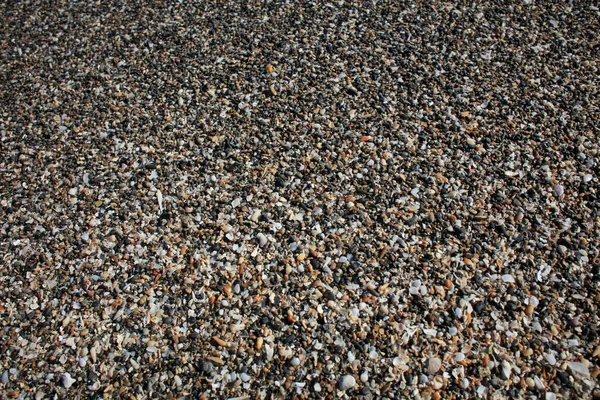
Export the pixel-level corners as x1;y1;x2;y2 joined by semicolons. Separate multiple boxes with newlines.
257;233;268;247
338;374;356;391
454;352;465;362
348;352;355;363
240;372;251;382
360;371;369;382
290;357;301;366
501;361;512;379
568;362;590;378
554;184;564;197
546;353;556;365
502;274;515;283
314;382;322;392
583;174;593;183
61;372;76;389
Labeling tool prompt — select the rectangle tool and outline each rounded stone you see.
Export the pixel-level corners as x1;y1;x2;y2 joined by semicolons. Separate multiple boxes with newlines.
339;374;356;391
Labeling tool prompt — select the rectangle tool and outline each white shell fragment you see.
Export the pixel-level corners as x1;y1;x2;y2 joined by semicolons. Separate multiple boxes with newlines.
156;189;164;214
427;358;442;375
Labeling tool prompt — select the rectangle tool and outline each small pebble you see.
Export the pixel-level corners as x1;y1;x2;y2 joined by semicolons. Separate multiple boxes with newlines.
61;373;76;389
360;371;369;383
554;184;564;197
256;233;268;247
338;375;356;391
568;362;590;378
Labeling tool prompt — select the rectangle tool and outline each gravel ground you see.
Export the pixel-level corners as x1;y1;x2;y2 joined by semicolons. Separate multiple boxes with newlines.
1;0;599;399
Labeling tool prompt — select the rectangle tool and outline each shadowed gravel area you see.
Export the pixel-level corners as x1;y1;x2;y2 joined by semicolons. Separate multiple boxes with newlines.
1;0;599;398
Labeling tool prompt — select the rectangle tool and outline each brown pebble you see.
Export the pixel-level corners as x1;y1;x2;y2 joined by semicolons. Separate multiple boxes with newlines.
525;303;535;317
213;336;228;347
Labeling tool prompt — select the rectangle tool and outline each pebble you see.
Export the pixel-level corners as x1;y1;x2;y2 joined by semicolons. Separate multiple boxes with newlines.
568;362;590;378
554;184;565;197
256;233;268;247
360;371;369;383
61;373;76;389
501;361;512;379
545;353;556;365
338;375;356;391
240;373;251;382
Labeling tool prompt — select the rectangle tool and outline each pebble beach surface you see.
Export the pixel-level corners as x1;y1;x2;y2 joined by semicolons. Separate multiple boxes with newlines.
1;1;599;399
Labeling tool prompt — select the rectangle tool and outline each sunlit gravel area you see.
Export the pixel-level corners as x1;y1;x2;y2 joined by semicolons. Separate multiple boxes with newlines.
1;1;599;399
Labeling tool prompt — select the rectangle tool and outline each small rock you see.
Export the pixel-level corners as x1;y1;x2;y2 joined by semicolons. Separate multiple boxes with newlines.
432;375;444;390
339;374;356;391
360;371;369;382
61;372;76;389
557;245;568;256
256;233;268;247
290;357;301;366
501;361;512;379
240;372;251;382
525;303;535;316
568;362;590;378
197;360;214;374
1;370;8;384
526;377;535;388
554;184;564;197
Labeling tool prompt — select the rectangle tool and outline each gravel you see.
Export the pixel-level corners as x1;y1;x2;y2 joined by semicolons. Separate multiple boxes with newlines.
1;0;599;399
